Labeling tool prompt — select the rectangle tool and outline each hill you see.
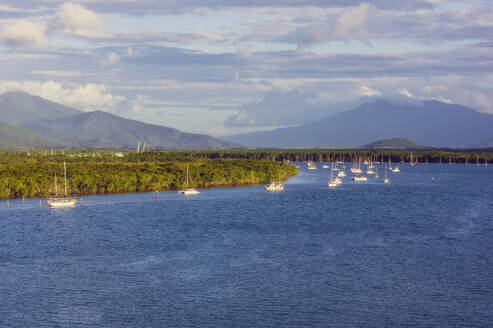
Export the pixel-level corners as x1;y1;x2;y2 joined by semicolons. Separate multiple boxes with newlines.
22;110;241;149
0;121;62;148
0;91;81;126
0;91;241;149
223;99;493;148
362;138;429;149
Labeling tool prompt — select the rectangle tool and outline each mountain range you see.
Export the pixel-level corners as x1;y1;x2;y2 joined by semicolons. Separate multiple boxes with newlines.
223;99;493;148
0;91;240;149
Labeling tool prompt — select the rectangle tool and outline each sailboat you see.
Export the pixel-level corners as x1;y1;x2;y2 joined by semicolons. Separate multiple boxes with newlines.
328;164;338;187
410;153;414;166
375;165;379;179
178;165;200;195
48;162;77;208
383;164;390;184
350;157;362;174
388;156;392;170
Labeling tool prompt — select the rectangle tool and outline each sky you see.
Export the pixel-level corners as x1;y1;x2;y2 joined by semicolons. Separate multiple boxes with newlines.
0;0;492;136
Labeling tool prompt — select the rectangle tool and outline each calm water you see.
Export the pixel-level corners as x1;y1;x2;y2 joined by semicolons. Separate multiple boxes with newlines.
1;163;492;327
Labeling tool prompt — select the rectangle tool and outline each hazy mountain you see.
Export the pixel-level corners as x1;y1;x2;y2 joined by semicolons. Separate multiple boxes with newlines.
473;136;493;148
0;91;241;149
22;110;241;149
0;121;62;148
0;91;81;126
362;138;429;149
223;99;493;148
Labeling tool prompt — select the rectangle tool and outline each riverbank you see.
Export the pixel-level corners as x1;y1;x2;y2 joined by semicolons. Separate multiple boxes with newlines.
0;152;298;199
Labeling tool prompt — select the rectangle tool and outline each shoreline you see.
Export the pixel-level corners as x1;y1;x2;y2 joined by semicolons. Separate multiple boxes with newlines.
0;179;293;201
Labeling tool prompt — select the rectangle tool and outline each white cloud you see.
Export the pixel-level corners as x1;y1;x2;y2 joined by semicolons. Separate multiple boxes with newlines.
0;80;125;110
333;3;372;40
50;2;110;38
398;87;413;98
360;85;382;97
107;52;120;63
0;19;46;48
132;94;154;113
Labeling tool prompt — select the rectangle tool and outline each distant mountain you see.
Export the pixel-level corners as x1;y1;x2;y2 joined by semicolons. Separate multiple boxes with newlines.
0;121;62;148
0;91;241;149
223;99;493;148
363;138;430;149
473;136;493;148
0;91;81;126
22;110;240;149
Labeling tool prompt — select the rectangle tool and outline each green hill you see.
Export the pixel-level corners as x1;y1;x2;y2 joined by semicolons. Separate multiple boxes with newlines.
363;138;430;149
0;121;62;148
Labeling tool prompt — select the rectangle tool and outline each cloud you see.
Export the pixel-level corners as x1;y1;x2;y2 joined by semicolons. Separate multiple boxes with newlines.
50;2;109;38
398;88;413;98
0;80;125;110
0;19;45;48
224;90;334;127
361;86;382;97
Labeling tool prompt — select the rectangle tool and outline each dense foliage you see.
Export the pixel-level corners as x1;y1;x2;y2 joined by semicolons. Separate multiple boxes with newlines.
0;151;297;199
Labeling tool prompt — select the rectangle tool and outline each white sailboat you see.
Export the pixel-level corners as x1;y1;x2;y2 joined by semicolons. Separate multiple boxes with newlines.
383;164;390;184
328;164;338;187
375;165;379;179
178;165;200;195
307;160;317;170
350;158;362;174
48;162;77;208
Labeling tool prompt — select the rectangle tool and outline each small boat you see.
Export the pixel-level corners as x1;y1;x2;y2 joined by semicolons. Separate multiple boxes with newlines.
48;162;77;208
392;166;400;173
265;181;284;191
352;176;368;182
375;165;379;179
322;165;329;169
350;158;363;173
307;162;317;170
179;165;200;195
384;164;390;183
337;170;346;177
328;164;338;187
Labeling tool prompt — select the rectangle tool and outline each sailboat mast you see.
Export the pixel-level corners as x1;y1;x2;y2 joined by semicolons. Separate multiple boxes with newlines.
64;162;68;196
54;173;57;196
186;165;189;188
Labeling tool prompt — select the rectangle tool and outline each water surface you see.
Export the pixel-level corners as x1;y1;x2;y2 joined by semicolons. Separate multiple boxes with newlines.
1;163;492;327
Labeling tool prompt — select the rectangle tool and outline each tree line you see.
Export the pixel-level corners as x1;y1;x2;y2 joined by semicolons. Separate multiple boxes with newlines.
0;152;297;199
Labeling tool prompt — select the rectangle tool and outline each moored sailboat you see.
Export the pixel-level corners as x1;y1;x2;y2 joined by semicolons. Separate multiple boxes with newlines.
178;165;200;195
48;162;76;208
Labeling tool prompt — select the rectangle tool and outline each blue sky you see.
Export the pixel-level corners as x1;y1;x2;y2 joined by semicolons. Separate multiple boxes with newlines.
0;0;492;135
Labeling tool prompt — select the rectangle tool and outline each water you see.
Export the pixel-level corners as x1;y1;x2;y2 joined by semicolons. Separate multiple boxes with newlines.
1;163;492;327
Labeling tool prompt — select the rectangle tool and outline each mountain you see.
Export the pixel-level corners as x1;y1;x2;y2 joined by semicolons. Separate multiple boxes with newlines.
0;91;241;149
22;110;240;149
0;121;62;148
0;91;81;126
362;138;429;149
223;99;493;148
473;136;493;148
